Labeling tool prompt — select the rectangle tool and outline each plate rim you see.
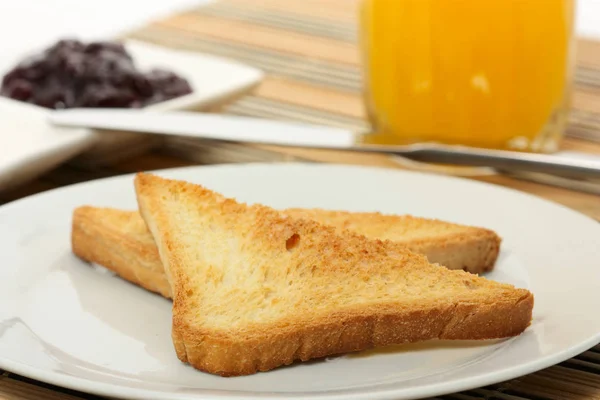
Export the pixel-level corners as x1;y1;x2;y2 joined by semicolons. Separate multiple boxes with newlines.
3;161;598;223
1;162;599;400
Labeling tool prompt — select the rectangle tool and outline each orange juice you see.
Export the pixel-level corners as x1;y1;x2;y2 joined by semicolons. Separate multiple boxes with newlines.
359;0;575;152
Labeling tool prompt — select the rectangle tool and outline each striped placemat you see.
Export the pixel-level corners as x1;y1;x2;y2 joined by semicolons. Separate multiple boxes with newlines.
127;0;600;143
89;0;600;203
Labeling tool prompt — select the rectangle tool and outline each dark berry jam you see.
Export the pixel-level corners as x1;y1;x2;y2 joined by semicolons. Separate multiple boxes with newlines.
0;39;193;109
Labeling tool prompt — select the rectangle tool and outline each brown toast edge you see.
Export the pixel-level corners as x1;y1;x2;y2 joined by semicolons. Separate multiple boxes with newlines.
173;297;533;376
71;206;172;299
407;232;501;273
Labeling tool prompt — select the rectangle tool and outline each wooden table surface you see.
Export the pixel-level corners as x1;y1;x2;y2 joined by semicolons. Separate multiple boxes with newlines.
1;0;599;399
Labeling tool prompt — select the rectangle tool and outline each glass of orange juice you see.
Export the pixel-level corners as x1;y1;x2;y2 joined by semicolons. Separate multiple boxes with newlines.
359;0;576;153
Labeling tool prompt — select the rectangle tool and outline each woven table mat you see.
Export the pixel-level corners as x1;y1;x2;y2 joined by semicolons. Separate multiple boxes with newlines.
116;0;600;202
0;1;599;399
128;0;600;142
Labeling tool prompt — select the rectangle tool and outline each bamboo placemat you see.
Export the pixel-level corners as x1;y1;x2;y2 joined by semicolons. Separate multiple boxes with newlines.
1;0;599;399
104;0;600;202
129;0;600;140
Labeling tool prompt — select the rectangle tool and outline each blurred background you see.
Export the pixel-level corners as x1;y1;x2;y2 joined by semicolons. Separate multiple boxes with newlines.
1;0;600;196
0;0;599;53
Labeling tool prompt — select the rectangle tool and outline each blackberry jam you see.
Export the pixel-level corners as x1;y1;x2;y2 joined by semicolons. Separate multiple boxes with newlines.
0;39;193;109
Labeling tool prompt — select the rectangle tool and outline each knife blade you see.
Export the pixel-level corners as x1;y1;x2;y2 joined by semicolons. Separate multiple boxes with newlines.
49;108;600;180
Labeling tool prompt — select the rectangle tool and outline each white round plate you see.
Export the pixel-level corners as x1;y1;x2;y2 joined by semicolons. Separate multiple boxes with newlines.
1;163;599;400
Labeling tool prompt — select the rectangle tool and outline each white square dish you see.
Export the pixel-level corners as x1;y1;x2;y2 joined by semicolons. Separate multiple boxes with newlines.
0;39;264;192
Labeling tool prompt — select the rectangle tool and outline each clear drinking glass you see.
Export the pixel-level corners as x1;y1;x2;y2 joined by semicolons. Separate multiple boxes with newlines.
359;0;576;153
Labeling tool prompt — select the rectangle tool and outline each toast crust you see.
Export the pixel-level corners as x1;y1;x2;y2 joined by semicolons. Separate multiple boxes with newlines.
134;173;534;377
174;297;533;376
71;206;172;298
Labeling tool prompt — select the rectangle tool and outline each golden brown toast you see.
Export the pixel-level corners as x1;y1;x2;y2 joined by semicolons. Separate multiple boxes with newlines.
71;204;500;299
72;207;171;298
133;172;533;376
282;208;500;272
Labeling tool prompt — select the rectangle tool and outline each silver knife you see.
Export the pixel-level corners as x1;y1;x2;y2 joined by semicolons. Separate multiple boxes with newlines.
49;109;600;180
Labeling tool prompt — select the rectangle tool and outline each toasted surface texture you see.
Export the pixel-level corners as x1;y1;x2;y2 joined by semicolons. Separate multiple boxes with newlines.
133;173;533;377
71;202;500;299
283;208;501;272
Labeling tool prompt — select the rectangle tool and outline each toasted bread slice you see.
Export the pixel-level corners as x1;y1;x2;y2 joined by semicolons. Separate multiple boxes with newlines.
282;208;500;272
71;207;171;298
71;204;500;299
133;172;533;377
